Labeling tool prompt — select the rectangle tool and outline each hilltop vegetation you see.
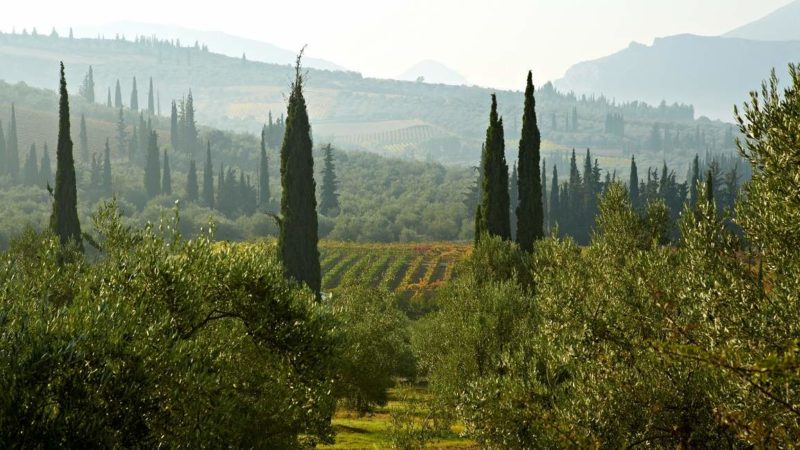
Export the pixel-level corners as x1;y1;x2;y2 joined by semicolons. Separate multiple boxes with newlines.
0;31;740;171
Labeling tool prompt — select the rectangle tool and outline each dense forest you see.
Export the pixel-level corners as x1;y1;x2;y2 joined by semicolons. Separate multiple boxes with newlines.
1;30;799;448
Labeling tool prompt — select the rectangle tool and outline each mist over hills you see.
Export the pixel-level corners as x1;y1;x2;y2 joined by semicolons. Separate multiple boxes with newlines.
75;22;346;71
397;60;469;86
555;1;800;120
724;0;800;41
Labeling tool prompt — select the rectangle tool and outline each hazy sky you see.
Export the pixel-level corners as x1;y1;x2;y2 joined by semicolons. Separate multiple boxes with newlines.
1;0;792;89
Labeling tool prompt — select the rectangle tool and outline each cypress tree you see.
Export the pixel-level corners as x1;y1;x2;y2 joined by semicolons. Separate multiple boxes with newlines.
90;153;100;191
515;71;543;251
7;104;19;182
0;120;6;174
690;153;700;207
114;80;123;108
144;131;160;199
509;162;518;240
50;62;82;251
705;169;715;206
24;143;39;185
102;138;112;196
162;149;172;195
80;66;95;103
319;143;339;216
203;142;214;208
183;92;198;157
278;51;321;295
629;156;640;208
130;77;139;111
170;101;179;150
79;114;89;163
476;94;510;242
217;164;225;211
549;165;559;232
40;143;51;187
541;158;548;232
258;129;270;211
186;159;199;202
116;107;126;155
106;87;112;108
147;77;155;116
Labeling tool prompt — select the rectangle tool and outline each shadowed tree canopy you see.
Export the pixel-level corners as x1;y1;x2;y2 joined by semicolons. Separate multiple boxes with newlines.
50;62;82;251
278;49;321;296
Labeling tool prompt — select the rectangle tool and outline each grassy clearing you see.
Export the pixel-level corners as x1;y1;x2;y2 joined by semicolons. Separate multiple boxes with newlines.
321;385;476;450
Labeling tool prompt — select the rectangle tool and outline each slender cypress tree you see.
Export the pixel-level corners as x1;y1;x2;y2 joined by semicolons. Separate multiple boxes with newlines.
258;129;270;211
79;114;89;163
40;143;51;187
102;138;112;196
203;142;214;208
541;158;548;232
516;71;543;251
147;77;155;116
549;165;559;231
7;104;19;182
476;94;510;241
24;144;39;185
690;153;700;207
162;149;172;195
114;80;123;108
705;169;715;206
144;131;160;199
278;51;321;295
170;101;179;150
50;62;82;251
90;153;100;191
130;77;139;111
116;107;126;155
186;159;199;202
106;87;112;108
509;162;519;240
629;156;640;208
319;143;339;216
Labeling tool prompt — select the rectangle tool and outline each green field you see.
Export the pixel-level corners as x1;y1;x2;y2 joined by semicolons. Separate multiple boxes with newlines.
321;385;476;450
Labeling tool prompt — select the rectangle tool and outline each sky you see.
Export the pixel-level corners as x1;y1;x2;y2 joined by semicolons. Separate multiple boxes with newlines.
1;0;792;90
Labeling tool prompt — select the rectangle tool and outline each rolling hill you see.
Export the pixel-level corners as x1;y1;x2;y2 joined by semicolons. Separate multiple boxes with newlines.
724;0;800;41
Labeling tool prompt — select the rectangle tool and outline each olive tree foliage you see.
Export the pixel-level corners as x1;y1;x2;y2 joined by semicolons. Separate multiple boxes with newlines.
0;201;337;448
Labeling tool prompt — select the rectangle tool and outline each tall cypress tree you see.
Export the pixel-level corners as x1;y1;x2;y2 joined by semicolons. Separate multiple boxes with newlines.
116;107;127;155
509;162;518;240
130;77;139;111
24;143;39;185
629;155;640;208
186;159;199;202
102;138;112;196
79;114;89;164
541;158;548;232
319;143;339;217
549;165;559;232
144;131;160;199
162;149;172;195
40;143;51;187
7;104;19;182
476;94;510;242
258;129;270;211
147;77;155;116
50;62;82;251
278;51;321;295
203;142;214;208
170;101;179;150
516;70;543;251
106;87;112;108
690;153;700;208
114;80;123;108
90;153;100;192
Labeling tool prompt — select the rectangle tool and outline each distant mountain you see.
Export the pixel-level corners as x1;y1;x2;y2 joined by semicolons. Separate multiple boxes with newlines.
397;60;469;86
75;22;346;71
724;0;800;41
555;34;800;120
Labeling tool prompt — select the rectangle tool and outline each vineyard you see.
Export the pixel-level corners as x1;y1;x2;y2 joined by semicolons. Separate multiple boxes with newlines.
319;240;470;295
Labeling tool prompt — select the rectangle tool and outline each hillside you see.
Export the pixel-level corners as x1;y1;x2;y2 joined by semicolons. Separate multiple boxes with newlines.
0;32;738;172
555;34;800;120
724;0;800;41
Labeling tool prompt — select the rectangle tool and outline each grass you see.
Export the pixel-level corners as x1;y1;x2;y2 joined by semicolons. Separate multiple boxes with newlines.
321;385;476;450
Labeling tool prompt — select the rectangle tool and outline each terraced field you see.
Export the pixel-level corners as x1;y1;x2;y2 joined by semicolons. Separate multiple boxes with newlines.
319;241;470;296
